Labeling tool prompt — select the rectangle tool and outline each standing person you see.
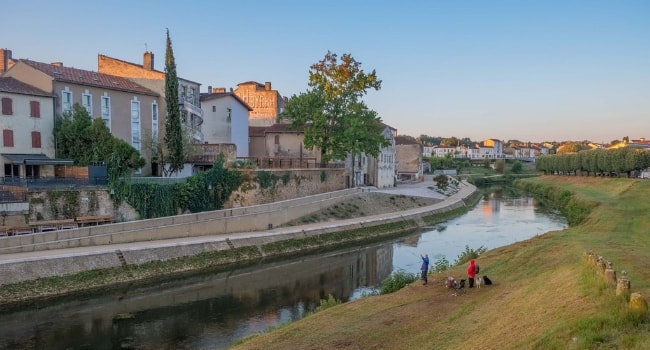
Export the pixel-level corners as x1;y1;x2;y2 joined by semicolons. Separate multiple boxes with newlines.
467;259;477;288
420;254;430;285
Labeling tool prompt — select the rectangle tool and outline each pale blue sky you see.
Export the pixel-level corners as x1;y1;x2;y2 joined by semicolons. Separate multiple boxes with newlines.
2;0;648;143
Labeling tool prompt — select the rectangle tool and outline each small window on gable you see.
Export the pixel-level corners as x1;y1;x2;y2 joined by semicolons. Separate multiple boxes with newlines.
1;97;13;115
31;131;41;148
212;105;216;112
30;101;41;118
3;129;14;147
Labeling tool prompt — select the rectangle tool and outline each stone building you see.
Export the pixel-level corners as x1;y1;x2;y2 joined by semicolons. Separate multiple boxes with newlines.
233;81;287;127
98;52;205;176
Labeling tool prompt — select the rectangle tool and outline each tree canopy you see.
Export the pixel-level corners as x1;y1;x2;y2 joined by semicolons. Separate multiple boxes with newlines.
163;29;184;176
54;103;145;179
282;51;389;164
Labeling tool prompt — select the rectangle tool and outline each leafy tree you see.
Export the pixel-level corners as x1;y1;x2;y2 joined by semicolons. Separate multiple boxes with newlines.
282;51;390;185
163;29;184;176
54;103;145;180
511;160;523;174
494;159;505;173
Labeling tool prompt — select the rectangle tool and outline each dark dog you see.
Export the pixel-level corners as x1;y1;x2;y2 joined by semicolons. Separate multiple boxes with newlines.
483;276;493;285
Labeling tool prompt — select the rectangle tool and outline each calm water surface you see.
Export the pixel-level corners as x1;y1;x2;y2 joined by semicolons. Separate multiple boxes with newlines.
0;190;566;350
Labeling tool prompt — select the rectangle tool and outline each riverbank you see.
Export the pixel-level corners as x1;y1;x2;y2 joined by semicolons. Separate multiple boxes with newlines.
232;176;650;349
0;180;478;307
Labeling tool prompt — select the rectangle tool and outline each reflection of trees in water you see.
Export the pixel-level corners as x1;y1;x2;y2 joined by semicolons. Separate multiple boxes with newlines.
0;242;394;349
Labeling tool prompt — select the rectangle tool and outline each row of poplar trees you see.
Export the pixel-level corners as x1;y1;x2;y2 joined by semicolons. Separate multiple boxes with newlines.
536;147;650;177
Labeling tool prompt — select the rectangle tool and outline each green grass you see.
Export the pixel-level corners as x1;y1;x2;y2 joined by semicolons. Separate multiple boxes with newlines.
232;176;650;350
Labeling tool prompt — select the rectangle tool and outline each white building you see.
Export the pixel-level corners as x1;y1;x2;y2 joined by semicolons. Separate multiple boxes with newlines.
0;77;72;179
200;89;252;158
368;124;397;188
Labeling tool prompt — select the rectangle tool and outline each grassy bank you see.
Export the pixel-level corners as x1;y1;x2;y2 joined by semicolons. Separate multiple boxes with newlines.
232;176;650;349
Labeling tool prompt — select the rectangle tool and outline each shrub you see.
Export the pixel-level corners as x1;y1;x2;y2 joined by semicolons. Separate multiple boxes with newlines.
432;256;451;273
380;270;418;294
454;245;487;266
314;294;341;313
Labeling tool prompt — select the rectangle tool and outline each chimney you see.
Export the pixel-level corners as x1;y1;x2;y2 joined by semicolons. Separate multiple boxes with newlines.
51;62;63;67
143;51;154;70
212;87;226;93
207;86;212;93
264;82;271;90
0;49;12;72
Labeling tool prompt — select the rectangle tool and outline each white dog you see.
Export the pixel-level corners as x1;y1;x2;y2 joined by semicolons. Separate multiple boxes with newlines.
475;276;482;288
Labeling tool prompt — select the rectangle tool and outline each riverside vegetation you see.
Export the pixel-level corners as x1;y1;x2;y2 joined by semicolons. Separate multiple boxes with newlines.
231;176;650;350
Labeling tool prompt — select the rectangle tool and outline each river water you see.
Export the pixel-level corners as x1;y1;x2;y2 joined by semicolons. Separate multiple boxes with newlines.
0;189;567;350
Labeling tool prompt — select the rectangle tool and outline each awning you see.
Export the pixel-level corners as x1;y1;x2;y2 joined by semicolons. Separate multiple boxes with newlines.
2;153;74;165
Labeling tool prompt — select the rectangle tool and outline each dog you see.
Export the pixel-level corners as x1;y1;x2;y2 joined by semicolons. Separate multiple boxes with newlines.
475;276;482;288
483;275;493;285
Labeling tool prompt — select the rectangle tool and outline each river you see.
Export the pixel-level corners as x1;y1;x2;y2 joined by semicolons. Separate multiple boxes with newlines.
0;189;567;350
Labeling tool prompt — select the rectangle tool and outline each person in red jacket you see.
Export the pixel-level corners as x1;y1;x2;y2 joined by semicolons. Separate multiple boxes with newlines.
467;259;477;288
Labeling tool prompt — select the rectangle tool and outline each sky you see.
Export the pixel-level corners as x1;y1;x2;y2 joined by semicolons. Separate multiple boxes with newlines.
2;0;648;143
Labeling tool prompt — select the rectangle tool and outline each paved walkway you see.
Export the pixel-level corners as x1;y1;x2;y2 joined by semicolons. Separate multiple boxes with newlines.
0;180;474;265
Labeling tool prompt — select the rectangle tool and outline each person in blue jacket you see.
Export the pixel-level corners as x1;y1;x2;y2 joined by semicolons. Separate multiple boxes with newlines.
420;253;430;285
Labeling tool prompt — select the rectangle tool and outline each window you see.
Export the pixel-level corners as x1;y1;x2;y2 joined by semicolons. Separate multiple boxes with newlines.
3;129;14;147
30;101;40;118
61;88;72;114
1;97;12;115
101;93;111;130
131;98;141;152
180;85;187;101
212;105;216;112
151;101;158;141
31;131;41;148
82;90;92;114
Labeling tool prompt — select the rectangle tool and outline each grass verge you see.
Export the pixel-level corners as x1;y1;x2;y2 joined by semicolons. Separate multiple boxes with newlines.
231;176;650;350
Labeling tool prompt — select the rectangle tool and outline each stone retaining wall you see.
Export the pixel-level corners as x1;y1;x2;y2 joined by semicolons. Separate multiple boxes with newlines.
0;184;477;286
0;188;362;254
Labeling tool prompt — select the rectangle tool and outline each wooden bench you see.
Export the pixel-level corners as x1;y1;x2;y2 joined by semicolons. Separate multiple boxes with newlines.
75;215;115;227
29;219;78;232
9;225;35;235
0;226;10;237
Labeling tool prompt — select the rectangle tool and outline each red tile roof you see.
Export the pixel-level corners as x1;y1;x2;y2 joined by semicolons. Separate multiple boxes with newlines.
21;59;159;96
0;77;51;97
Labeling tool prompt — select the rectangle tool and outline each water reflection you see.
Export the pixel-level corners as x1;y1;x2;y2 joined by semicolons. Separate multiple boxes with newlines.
0;191;567;350
0;243;394;350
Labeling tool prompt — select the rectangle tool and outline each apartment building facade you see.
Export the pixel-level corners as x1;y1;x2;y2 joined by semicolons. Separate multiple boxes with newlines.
2;59;160;175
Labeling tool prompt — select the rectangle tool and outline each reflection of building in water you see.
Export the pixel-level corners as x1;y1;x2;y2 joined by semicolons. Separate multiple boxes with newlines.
399;234;422;247
0;243;394;348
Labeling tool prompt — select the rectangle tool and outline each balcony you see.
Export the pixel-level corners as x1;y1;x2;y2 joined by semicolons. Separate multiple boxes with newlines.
178;97;203;121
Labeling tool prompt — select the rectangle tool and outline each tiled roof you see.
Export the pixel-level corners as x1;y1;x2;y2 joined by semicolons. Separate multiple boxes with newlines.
199;92;253;110
265;123;304;133
249;126;267;137
0;77;51;97
21;59;159;96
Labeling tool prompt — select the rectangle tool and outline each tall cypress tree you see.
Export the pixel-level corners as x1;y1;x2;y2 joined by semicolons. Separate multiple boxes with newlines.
163;29;184;175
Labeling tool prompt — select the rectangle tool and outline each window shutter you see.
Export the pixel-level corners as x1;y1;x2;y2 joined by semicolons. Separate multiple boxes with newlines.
32;131;42;148
30;101;41;118
1;97;12;115
3;129;14;147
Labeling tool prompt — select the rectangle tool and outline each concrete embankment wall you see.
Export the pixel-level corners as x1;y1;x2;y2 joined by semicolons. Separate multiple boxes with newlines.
0;184;478;286
0;188;362;255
